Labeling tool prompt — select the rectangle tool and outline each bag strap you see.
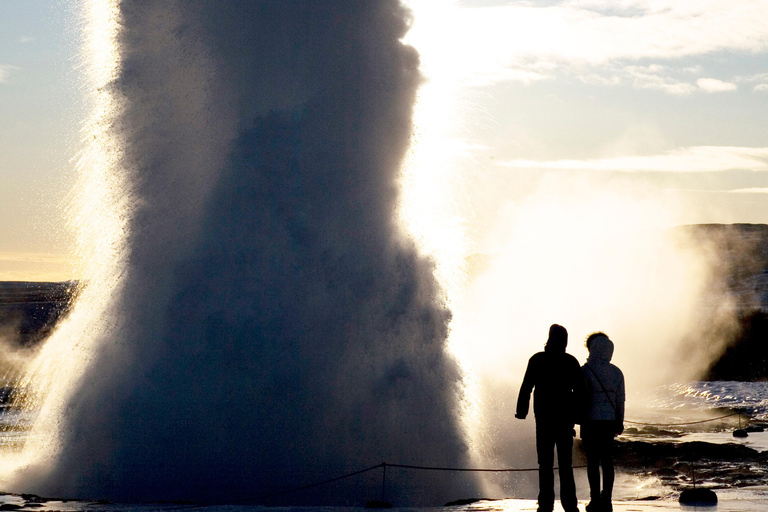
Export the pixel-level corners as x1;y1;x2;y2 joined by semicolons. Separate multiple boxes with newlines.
585;364;618;414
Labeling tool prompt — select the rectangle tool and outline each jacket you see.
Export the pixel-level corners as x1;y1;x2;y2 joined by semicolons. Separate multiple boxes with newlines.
516;341;585;426
582;336;625;423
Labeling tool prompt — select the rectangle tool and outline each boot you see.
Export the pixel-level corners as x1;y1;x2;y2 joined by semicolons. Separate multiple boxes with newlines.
600;491;613;512
585;499;601;512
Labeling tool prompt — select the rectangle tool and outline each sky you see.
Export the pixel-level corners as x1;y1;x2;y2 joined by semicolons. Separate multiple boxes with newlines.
0;0;82;280
1;0;768;280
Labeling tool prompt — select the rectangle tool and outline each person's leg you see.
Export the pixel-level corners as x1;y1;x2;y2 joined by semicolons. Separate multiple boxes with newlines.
536;422;555;512
582;423;601;509
599;426;615;510
555;427;578;512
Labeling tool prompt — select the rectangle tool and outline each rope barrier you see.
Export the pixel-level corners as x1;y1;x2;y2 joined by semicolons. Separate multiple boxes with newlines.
625;411;741;427
258;461;591;502
388;463;586;472
259;463;384;500
257;412;749;501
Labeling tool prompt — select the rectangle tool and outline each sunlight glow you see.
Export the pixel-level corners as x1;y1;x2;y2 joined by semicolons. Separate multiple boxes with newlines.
400;0;740;497
400;0;468;297
500;146;768;173
422;2;768;88
399;0;491;484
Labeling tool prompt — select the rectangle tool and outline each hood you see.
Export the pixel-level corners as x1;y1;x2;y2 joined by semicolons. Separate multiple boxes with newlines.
587;335;614;364
544;323;567;353
544;339;566;353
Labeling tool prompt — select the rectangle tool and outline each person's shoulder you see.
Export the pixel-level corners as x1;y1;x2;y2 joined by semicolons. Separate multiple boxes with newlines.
610;363;625;378
564;353;581;365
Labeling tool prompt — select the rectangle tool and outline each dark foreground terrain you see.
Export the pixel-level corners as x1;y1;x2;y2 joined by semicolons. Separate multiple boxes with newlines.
0;281;76;347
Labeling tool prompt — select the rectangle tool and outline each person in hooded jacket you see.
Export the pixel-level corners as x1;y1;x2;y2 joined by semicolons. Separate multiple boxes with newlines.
516;324;585;512
581;332;625;512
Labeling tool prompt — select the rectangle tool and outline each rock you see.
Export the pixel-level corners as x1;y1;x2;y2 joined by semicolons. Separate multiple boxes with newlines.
444;498;497;506
733;429;749;437
365;500;392;509
679;488;717;506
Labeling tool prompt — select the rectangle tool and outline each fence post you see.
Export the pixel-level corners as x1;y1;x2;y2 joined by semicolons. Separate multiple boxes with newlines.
381;462;387;502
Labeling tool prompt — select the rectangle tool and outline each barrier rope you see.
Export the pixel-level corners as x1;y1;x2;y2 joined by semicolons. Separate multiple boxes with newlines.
259;463;384;500
259;412;748;501
625;411;742;427
259;461;588;502
387;462;586;472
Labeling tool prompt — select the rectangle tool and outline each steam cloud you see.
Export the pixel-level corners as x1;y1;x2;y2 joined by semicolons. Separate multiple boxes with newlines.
15;1;476;505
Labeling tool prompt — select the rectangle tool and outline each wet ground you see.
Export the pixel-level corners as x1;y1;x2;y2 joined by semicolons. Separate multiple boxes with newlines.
612;417;768;493
0;495;764;512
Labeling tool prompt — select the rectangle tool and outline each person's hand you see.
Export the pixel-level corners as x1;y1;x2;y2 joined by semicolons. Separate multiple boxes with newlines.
515;413;526;420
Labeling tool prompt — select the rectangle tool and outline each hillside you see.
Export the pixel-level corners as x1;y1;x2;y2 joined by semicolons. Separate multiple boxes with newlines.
673;224;768;380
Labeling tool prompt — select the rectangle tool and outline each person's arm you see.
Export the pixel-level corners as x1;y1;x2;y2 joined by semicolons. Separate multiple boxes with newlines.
515;357;536;419
573;361;587;425
614;368;626;435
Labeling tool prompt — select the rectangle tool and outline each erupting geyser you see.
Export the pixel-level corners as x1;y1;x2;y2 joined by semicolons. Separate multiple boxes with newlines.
5;0;476;505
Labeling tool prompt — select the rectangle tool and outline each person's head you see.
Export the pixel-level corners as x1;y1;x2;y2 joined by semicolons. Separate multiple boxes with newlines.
545;323;568;352
586;333;614;363
585;331;608;351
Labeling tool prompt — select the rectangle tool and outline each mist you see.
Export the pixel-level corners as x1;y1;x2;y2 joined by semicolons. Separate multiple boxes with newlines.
428;174;742;497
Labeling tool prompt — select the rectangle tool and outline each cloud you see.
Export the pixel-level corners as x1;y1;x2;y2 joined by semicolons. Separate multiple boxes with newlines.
574;65;740;94
738;72;768;91
499;146;768;173
437;1;768;86
728;187;768;193
697;77;737;92
665;186;768;195
623;65;696;94
0;252;70;264
579;73;622;86
0;65;19;83
19;36;35;43
574;67;739;95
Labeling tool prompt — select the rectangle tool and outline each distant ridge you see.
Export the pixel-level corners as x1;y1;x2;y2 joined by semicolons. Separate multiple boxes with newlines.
0;281;76;347
671;224;768;380
4;223;768;380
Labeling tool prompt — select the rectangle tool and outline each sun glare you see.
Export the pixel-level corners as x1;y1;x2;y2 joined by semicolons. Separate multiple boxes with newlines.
399;0;493;479
400;0;468;296
400;0;736;494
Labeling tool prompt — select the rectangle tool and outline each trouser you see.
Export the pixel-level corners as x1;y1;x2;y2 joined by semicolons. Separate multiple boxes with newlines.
581;420;616;503
535;421;577;512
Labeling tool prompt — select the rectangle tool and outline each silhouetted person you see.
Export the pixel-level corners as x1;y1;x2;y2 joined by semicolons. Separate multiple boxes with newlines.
581;333;625;512
516;324;585;512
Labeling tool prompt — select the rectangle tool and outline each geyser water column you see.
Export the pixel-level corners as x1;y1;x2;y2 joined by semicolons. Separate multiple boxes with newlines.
8;0;478;505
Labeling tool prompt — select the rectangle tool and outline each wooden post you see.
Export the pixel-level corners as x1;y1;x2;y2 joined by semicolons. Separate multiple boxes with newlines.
381;462;387;502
